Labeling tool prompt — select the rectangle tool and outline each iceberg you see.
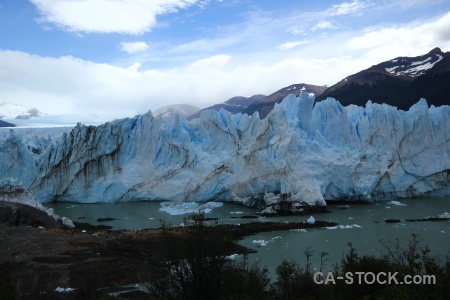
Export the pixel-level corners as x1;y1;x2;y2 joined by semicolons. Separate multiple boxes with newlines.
1;93;449;208
307;216;315;224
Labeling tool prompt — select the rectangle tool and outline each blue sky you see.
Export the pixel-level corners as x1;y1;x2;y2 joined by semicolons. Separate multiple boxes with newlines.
1;0;450;118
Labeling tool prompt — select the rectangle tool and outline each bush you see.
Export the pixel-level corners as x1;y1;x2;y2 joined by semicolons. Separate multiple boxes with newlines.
332;235;450;300
147;213;270;300
0;277;18;300
147;216;449;300
270;249;329;300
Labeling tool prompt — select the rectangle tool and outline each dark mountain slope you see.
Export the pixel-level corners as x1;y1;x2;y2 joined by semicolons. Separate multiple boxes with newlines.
0;120;15;127
317;47;450;110
389;55;450;108
242;83;326;118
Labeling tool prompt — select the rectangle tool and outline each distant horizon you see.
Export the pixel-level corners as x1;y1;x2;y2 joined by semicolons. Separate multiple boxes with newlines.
1;1;450;118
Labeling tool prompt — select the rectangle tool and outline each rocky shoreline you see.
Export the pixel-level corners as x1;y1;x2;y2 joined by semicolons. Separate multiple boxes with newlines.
0;200;337;299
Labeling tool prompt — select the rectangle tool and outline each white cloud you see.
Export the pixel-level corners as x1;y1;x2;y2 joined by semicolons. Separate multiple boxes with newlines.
277;40;310;50
30;0;200;34
0;50;362;118
286;25;305;36
2;11;449;118
330;0;370;16
120;42;149;54
313;21;337;30
347;11;450;59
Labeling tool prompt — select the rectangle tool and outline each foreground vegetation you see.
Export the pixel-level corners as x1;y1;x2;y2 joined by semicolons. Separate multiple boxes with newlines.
147;214;449;300
1;213;448;299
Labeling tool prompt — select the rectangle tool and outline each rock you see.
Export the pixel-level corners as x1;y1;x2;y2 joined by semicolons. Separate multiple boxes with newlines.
0;201;62;228
97;217;116;222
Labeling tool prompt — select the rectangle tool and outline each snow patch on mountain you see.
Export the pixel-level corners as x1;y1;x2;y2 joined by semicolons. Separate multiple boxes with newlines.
384;52;444;77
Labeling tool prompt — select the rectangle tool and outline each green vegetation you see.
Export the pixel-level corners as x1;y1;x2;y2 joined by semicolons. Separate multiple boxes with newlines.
147;213;450;300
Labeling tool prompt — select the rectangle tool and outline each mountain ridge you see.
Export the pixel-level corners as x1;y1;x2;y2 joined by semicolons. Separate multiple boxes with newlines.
316;47;450;110
242;83;327;118
0;103;47;120
187;95;266;120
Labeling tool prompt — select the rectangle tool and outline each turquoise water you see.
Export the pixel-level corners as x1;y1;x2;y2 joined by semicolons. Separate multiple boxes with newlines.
45;197;450;276
238;197;450;276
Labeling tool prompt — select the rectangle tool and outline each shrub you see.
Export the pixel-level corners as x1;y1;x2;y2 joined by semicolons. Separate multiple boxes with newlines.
147;213;271;300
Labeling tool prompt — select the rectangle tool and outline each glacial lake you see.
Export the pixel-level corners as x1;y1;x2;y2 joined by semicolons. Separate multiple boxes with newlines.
45;196;450;276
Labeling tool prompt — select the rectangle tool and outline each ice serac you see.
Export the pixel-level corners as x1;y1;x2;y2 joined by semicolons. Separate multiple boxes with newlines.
1;93;449;207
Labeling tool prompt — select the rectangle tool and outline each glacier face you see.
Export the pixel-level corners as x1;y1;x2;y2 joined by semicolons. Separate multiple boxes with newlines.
1;93;449;206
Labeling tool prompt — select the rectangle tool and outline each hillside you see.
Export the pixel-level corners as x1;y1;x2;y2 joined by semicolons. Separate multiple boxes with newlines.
316;47;450;110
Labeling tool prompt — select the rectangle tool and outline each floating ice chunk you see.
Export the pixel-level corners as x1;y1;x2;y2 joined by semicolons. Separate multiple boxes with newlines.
252;240;268;247
159;201;223;215
307;216;315;224
55;287;75;293
290;229;307;232
206;201;224;208
387;201;407;206
326;224;362;229
438;212;450;219
226;253;239;260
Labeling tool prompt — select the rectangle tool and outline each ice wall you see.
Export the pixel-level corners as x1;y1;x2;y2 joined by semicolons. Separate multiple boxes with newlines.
1;94;449;206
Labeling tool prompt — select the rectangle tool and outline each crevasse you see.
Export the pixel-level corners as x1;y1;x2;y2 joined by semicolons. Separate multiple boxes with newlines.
1;94;449;207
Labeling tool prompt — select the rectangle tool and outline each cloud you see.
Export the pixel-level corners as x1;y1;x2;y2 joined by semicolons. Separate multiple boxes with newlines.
2;9;449;119
0;50;362;118
120;42;150;54
286;25;306;36
346;11;450;59
313;21;338;31
30;0;200;34
277;40;310;50
330;0;370;16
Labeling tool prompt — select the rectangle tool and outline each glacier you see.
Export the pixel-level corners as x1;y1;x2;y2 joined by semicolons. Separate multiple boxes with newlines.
0;93;449;208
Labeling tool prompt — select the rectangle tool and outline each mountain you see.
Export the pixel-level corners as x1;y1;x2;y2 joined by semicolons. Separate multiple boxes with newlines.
242;83;327;118
388;55;450;108
1;94;448;208
0;120;15;127
317;47;450;110
188;95;265;120
0;103;47;120
153;104;200;122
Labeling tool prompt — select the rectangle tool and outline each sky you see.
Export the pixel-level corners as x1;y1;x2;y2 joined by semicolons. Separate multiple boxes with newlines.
1;0;450;118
